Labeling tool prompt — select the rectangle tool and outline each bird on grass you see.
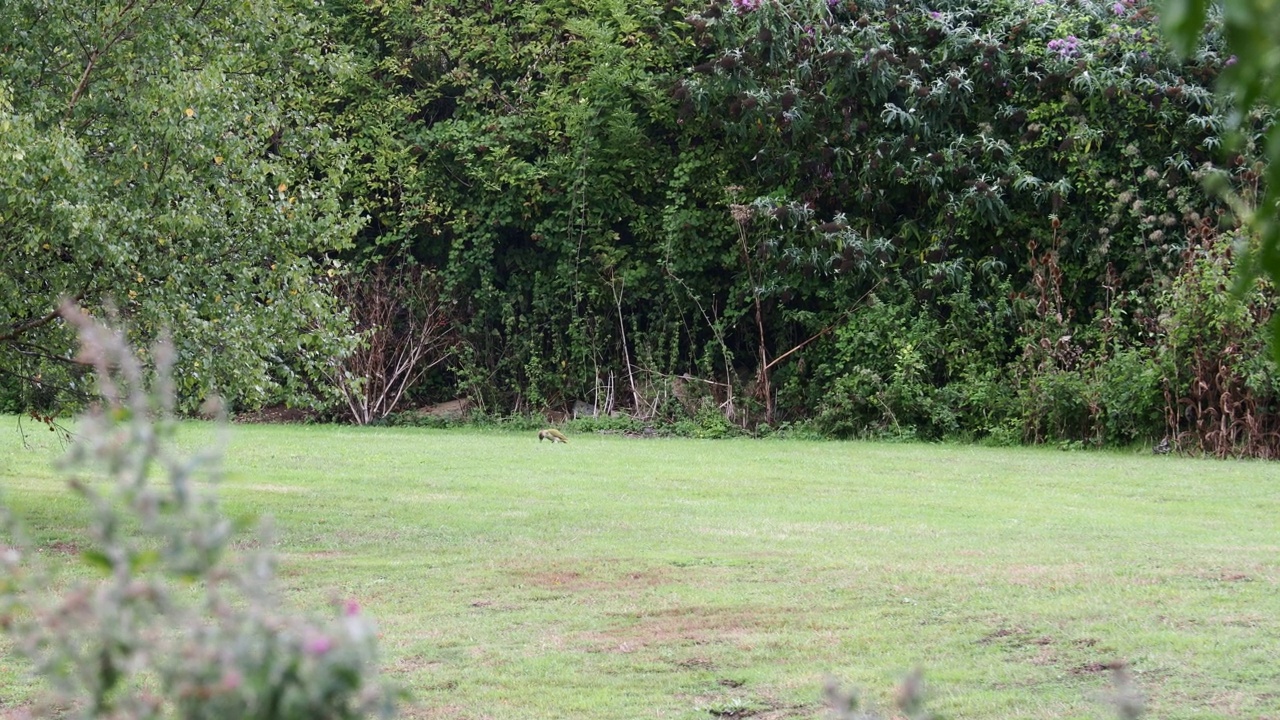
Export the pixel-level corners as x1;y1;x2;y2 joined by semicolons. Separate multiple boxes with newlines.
538;428;569;443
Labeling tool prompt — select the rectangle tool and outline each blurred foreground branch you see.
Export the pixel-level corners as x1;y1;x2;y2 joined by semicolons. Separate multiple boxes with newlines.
0;302;397;719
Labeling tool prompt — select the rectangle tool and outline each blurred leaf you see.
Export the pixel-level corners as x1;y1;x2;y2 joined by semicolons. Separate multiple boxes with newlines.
81;549;113;573
1160;0;1209;56
129;548;160;573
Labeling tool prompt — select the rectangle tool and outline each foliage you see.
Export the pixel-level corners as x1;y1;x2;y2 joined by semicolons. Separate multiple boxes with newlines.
680;0;1234;313
0;0;362;414
1161;0;1280;358
1009;217;1280;452
311;0;1278;452
317;0;687;414
1156;225;1280;456
5;0;1273;454
0;306;395;719
674;0;1269;451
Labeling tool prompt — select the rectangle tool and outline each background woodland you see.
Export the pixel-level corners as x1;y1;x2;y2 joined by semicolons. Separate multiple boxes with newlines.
2;0;1277;455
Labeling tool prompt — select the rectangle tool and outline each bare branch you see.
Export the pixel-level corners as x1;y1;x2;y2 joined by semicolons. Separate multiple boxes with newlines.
763;278;884;373
0;307;63;343
323;262;457;425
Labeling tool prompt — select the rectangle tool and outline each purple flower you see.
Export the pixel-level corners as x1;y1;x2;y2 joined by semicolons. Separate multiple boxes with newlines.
1111;1;1126;15
304;633;334;656
344;599;361;616
732;0;761;12
219;669;243;691
827;0;840;6
929;10;941;19
1226;54;1238;66
1047;35;1081;59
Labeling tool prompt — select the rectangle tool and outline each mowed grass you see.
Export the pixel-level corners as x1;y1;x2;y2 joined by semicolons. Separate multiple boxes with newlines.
1;421;1278;719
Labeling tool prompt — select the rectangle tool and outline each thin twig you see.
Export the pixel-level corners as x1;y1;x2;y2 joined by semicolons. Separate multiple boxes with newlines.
763;278;884;372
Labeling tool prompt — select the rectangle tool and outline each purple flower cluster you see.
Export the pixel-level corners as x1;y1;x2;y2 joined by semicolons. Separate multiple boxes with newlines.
732;0;761;12
1047;35;1081;59
304;632;335;657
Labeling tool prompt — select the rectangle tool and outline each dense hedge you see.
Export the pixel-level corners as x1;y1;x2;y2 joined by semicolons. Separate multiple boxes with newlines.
315;0;1278;454
7;0;1260;452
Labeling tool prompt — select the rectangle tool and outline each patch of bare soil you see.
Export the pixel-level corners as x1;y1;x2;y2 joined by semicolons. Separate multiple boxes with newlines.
751;707;817;720
715;707;813;720
1068;661;1112;675
387;653;447;677
41;540;80;555
583;604;773;654
977;626;1032;645
509;560;675;593
980;625;1120;675
691;691;814;720
1201;571;1252;583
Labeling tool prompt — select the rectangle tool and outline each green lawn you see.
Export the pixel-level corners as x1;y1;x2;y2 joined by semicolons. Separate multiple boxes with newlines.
1;421;1278;719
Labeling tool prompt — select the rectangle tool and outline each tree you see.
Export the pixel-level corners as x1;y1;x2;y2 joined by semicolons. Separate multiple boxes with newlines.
0;0;361;414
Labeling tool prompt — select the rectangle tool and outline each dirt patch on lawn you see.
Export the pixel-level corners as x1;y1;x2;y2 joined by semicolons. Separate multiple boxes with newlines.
1067;661;1112;675
583;604;775;654
41;540;81;556
387;653;447;676
689;690;815;720
979;625;1121;675
1199;570;1253;583
977;626;1075;650
509;560;675;593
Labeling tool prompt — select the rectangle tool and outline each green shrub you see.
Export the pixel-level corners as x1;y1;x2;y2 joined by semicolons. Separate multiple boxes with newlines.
1155;229;1280;456
1094;347;1164;445
1019;367;1093;444
671;397;747;439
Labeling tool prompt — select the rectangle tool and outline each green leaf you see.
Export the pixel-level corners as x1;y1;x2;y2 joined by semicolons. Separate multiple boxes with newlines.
1161;0;1209;57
